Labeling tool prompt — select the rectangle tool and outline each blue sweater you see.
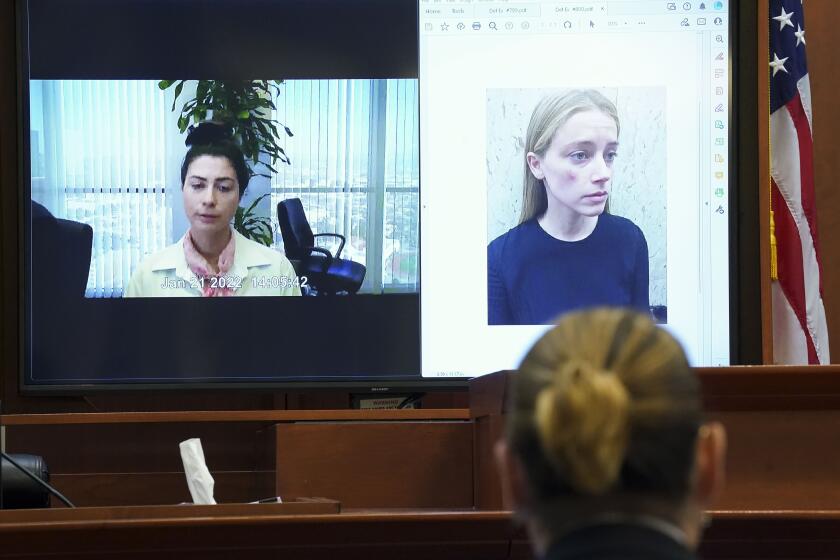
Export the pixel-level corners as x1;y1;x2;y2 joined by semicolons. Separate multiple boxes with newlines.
487;214;650;325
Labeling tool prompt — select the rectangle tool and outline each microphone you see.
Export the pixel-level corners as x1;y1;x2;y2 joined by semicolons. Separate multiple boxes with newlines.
1;452;75;508
0;400;75;508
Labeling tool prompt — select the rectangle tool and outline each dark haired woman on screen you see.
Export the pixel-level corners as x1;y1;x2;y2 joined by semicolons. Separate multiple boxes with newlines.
496;308;726;560
125;122;300;297
487;90;649;325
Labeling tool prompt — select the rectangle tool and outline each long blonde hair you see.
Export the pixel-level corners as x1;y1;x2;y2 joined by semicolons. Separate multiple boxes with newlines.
506;308;700;509
518;90;620;225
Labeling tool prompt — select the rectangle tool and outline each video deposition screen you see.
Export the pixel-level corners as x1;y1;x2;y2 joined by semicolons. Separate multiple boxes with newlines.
420;0;733;376
23;0;423;386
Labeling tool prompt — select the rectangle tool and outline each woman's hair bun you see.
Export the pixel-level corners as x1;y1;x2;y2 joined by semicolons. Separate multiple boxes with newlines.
185;121;233;147
534;359;630;495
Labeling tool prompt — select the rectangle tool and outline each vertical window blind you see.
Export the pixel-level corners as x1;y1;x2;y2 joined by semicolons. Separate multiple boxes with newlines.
383;79;420;290
271;79;419;292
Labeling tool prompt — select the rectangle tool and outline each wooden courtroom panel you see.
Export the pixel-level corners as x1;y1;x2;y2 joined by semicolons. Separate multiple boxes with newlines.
702;512;840;559
45;471;275;507
703;369;840;511
0;509;524;560
474;413;507;510
1;410;470;507
0;499;341;523
3;420;278;506
807;0;840;357
713;410;840;510
471;368;840;512
3;506;840;559
275;421;474;508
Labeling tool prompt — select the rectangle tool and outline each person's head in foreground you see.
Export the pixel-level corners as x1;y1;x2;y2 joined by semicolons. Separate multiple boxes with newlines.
496;308;726;559
520;90;619;239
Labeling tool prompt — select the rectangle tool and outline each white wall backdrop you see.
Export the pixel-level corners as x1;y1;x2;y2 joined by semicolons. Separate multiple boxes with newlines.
486;87;667;307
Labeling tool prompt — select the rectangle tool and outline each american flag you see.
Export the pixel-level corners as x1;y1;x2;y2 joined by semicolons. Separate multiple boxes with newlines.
769;0;829;364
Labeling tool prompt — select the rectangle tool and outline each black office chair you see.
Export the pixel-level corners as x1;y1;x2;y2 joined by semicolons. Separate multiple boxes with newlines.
31;201;93;299
276;198;366;295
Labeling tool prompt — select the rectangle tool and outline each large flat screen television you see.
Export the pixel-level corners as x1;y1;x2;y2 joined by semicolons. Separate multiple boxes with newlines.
19;0;443;391
17;0;759;393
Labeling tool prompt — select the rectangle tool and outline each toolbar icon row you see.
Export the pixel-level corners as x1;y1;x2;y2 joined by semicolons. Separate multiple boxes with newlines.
424;20;532;31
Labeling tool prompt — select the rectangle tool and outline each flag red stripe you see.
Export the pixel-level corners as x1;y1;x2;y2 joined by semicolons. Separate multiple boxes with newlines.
771;178;819;364
785;92;824;295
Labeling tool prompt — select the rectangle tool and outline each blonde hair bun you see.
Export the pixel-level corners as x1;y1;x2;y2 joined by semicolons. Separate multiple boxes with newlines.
534;359;630;495
508;309;701;511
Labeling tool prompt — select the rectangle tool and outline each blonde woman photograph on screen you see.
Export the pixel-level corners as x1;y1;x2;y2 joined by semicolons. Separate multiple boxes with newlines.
487;90;650;325
496;308;726;560
125;122;300;297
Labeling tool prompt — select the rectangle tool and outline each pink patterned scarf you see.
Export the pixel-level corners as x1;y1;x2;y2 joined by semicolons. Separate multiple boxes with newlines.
183;229;236;297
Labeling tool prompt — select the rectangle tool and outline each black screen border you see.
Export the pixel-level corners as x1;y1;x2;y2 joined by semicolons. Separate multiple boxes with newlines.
729;1;763;365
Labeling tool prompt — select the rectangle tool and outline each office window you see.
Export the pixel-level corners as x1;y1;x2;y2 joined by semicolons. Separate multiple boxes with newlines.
271;79;419;292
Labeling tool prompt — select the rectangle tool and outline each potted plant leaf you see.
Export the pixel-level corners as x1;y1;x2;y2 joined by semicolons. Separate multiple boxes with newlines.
234;194;273;247
158;79;292;245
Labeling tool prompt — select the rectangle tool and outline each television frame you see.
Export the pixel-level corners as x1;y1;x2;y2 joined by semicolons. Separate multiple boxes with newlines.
7;0;762;399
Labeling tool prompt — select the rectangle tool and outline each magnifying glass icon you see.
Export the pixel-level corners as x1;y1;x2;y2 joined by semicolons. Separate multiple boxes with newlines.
489;21;498;30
